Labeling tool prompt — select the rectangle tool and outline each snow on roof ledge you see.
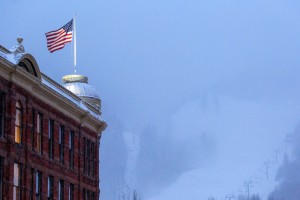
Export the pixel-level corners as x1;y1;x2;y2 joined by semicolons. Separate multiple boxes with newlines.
41;73;103;122
0;39;103;123
0;38;41;80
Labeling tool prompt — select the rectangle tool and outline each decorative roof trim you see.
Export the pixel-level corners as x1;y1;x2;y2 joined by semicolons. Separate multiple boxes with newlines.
17;54;41;80
0;45;12;54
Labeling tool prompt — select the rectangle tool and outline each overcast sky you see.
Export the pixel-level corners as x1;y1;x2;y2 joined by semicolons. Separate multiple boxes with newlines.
2;0;300;199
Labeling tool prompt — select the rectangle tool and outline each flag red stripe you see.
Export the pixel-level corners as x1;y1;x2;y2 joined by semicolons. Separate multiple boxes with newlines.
45;20;73;53
47;34;72;47
45;29;64;37
47;32;72;45
47;33;72;48
48;39;71;50
49;45;64;53
46;30;71;41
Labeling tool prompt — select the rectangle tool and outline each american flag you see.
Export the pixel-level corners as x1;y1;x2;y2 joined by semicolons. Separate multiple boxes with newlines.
45;20;73;53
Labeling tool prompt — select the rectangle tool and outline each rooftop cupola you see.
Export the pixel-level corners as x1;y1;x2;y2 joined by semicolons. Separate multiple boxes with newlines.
62;74;101;110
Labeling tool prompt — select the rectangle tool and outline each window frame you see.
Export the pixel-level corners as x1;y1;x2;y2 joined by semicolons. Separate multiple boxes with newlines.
91;192;95;200
36;113;43;154
84;138;95;176
59;125;65;164
30;168;34;200
48;119;54;159
91;142;94;176
69;183;74;200
0;157;3;199
13;163;21;200
0;93;5;137
87;140;90;175
69;131;74;169
59;179;64;200
35;171;42;200
83;138;86;173
48;175;54;200
15;101;22;144
31;110;35;151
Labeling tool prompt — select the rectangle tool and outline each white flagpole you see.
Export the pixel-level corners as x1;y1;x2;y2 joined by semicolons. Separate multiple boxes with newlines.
74;13;77;74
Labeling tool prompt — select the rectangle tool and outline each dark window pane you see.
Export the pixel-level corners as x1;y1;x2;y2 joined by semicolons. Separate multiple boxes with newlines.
48;120;54;159
0;93;5;137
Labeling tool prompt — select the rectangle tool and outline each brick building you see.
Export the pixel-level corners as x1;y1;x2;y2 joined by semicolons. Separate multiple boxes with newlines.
0;38;106;200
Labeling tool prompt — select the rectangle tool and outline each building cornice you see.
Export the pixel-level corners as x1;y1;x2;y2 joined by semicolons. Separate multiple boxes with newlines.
0;56;106;134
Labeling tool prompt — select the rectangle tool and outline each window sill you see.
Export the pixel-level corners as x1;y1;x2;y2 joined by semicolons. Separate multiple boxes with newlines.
31;151;43;157
15;143;23;147
0;137;6;143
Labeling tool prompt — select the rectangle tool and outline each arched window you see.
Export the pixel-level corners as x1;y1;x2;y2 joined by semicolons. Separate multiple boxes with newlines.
15;101;22;144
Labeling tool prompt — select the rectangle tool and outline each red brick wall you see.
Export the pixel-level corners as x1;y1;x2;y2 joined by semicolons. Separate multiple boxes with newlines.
0;76;101;200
